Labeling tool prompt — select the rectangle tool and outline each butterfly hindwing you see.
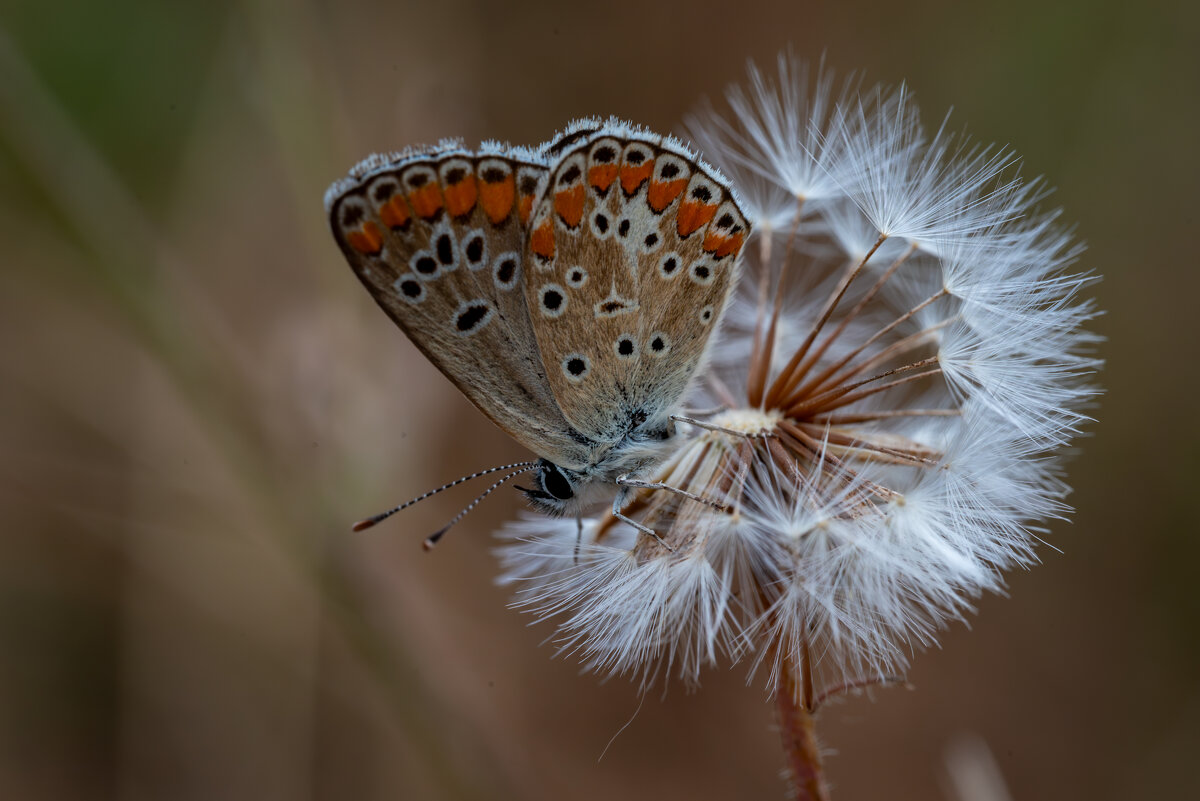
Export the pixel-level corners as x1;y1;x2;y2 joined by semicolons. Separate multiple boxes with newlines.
523;128;749;444
327;147;594;469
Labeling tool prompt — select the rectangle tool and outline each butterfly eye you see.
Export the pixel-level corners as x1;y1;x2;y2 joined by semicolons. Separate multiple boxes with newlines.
542;465;574;500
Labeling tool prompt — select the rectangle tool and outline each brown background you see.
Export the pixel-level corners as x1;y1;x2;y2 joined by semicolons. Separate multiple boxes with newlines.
1;0;1197;799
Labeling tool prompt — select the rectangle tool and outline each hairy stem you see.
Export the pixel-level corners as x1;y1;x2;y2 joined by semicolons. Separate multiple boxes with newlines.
776;651;829;801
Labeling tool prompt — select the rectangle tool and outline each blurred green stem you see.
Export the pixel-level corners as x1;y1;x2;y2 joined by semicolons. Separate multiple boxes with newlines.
0;20;506;800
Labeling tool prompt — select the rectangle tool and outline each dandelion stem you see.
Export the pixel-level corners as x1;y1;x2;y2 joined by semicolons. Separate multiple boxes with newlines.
774;241;918;405
786;289;949;406
787;356;940;418
748;224;775;383
749;196;806;407
799;367;944;419
778;421;902;501
765;233;887;408
812;675;912;711
811;408;960;424
776;650;829;801
797;423;940;466
804;325;945;406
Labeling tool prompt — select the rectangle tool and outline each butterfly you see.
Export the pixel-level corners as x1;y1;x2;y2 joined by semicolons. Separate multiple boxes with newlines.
325;118;749;543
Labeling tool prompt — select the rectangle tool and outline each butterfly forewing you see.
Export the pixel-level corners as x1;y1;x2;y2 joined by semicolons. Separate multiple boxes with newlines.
327;148;593;469
523;130;749;444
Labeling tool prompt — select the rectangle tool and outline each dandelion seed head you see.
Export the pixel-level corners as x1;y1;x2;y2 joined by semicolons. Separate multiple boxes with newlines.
496;56;1100;698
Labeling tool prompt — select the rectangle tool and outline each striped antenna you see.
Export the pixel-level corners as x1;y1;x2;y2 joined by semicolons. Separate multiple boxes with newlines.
422;465;538;551
352;461;539;532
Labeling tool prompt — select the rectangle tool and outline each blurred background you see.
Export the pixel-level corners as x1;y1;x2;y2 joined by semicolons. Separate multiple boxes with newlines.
1;0;1196;799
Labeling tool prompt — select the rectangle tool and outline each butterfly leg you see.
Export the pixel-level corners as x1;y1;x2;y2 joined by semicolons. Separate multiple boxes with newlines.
671;414;778;440
617;474;731;514
574;512;584;564
611;486;674;551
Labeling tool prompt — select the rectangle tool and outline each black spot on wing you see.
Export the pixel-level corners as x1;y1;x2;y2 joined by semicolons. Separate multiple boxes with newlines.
560;164;582;184
545;125;602;157
456;303;490;332
436;234;454;264
465;234;484;264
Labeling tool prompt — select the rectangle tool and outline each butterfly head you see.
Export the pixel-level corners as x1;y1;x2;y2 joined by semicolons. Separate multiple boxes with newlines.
517;459;588;517
518;420;680;516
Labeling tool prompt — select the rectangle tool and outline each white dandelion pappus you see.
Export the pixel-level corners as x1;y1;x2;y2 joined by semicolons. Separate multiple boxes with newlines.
496;55;1101;703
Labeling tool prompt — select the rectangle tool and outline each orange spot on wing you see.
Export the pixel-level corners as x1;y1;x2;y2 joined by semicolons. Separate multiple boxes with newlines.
408;183;443;220
703;228;746;257
702;229;724;252
379;195;410;229
714;231;745;258
479;174;515;224
677;201;718;237
530;220;555;261
346;221;383;254
554;185;586;228
647;178;688;213
588;164;618;193
620;161;654;195
518;195;535;225
444;174;477;218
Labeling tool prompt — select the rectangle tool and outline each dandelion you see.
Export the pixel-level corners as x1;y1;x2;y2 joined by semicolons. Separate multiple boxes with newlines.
497;54;1099;800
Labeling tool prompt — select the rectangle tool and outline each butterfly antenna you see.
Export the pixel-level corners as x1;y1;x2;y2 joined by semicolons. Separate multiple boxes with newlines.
422;466;537;551
352;461;538;532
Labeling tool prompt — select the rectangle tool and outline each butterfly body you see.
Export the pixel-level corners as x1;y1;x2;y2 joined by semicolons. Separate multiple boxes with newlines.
327;119;748;523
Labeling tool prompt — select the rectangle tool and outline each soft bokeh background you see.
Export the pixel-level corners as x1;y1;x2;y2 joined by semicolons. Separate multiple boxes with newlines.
1;1;1196;799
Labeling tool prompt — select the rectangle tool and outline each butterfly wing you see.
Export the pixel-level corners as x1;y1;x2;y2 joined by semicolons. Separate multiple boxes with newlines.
326;145;594;468
522;126;750;444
